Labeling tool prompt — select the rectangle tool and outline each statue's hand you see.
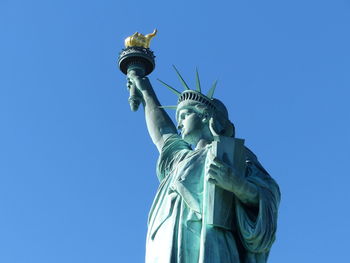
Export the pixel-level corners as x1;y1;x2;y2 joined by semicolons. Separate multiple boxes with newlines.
127;70;150;92
206;153;244;193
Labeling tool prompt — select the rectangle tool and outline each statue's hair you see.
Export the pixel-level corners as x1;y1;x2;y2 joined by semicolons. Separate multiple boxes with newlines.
176;99;235;138
211;99;235;138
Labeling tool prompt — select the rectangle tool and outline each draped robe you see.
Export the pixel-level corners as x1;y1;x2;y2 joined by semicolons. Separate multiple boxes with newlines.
146;135;280;263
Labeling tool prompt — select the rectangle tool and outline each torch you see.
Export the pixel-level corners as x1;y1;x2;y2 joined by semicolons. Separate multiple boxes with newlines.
118;29;157;111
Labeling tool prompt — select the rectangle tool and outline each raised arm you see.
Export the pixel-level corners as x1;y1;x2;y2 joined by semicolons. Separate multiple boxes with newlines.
127;70;177;152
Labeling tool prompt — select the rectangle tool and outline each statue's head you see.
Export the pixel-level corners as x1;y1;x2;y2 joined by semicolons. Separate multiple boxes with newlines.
175;90;235;144
159;67;235;144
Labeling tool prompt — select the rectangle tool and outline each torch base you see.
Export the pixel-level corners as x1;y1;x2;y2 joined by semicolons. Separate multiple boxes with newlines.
118;47;155;76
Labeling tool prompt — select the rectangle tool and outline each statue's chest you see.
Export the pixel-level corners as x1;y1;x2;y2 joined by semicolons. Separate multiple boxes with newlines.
167;148;209;213
177;149;207;186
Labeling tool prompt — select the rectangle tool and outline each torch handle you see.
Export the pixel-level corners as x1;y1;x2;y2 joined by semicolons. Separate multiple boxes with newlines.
127;66;145;112
128;82;142;112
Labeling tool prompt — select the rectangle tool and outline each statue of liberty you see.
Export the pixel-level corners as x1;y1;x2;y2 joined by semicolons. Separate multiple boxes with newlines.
118;30;280;263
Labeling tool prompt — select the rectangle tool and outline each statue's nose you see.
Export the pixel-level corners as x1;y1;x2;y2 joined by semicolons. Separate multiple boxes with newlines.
177;122;183;131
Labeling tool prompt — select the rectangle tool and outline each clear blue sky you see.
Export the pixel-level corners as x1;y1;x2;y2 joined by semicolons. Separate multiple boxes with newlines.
1;0;349;262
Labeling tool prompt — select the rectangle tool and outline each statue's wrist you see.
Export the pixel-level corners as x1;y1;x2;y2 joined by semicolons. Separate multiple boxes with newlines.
133;77;151;92
229;171;250;196
232;177;259;205
140;80;156;96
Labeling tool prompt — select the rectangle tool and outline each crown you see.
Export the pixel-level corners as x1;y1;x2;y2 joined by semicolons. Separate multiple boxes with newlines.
158;66;217;111
159;66;235;137
124;29;157;49
178;90;215;110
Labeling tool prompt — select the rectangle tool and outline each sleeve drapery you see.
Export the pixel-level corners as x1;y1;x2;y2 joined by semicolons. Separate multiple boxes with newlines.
235;148;281;263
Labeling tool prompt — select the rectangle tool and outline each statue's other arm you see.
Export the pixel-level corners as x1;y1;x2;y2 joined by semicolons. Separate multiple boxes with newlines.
207;155;259;206
128;70;177;152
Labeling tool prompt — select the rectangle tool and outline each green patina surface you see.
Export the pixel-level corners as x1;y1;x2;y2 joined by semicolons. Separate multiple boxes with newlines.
119;46;280;263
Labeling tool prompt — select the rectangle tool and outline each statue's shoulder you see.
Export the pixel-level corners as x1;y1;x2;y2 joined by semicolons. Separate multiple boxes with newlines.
158;134;192;164
162;134;191;151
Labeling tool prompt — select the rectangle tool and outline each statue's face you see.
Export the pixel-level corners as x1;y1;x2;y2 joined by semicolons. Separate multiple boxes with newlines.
177;108;204;145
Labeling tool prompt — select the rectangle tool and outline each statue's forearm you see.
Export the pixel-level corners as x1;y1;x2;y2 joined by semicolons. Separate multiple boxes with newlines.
230;173;259;206
137;78;177;151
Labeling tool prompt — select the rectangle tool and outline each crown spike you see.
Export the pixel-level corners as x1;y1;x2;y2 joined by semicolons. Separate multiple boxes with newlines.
195;68;201;92
157;79;181;96
173;65;190;90
207;80;217;99
158;105;178;109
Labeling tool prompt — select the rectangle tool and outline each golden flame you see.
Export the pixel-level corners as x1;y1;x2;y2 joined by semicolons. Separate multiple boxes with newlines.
124;29;157;48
